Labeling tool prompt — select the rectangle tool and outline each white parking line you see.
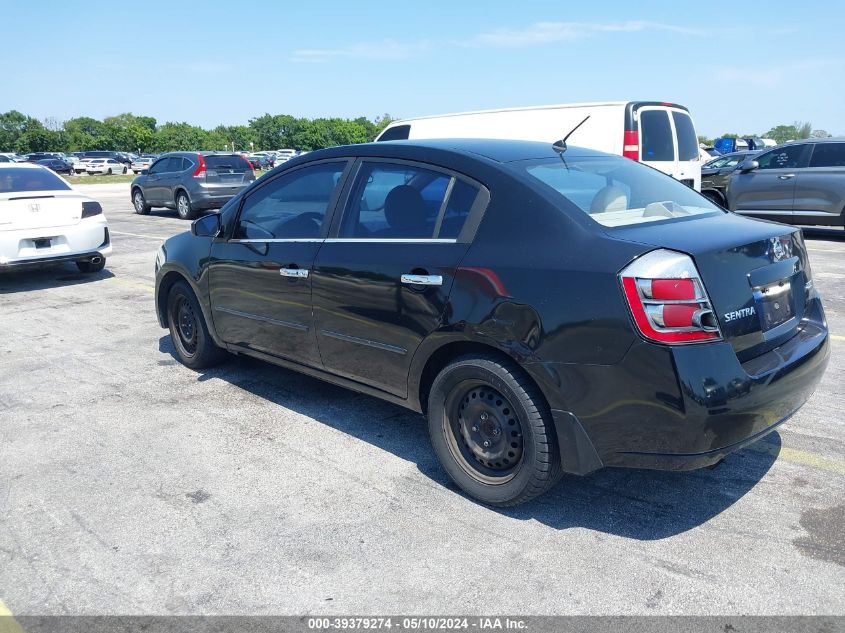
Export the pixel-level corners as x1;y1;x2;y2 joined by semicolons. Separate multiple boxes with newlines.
109;230;171;241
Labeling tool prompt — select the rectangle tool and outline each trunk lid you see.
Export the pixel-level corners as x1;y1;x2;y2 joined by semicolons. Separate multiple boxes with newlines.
203;155;255;187
0;191;85;232
612;213;812;360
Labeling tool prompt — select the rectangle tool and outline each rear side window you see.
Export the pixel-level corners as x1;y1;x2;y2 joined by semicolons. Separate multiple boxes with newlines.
672;112;699;161
639;110;674;161
378;125;411;141
809;143;845;167
206;155;250;172
757;145;807;170
340;162;477;239
235;162;345;239
0;167;71;192
522;155;720;228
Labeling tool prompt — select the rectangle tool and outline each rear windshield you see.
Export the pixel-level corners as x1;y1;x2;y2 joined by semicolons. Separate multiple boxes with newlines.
205;155;251;171
520;155;720;228
0;167;71;193
672;112;699;161
639;110;674;161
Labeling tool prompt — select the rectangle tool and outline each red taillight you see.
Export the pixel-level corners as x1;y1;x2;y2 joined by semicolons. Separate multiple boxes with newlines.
620;250;721;345
623;130;639;160
192;154;206;178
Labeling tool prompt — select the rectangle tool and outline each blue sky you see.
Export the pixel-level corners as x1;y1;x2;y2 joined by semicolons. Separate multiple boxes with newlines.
2;0;843;137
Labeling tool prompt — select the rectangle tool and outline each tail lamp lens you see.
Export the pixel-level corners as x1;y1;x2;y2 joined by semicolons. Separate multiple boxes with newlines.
620;249;721;344
192;154;206;178
81;201;102;218
623;130;639;160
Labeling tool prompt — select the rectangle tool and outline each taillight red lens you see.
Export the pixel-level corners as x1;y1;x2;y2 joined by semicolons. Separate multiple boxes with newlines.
192;154;206;178
620;250;722;345
623;130;639;160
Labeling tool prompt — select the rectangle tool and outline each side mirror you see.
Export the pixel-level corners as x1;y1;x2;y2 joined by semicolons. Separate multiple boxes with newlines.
191;213;222;237
738;160;759;173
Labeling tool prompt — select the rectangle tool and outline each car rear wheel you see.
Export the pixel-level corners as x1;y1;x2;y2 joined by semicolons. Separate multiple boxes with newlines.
122;166;127;174
76;257;105;273
166;281;227;369
133;189;151;215
427;354;561;506
107;168;113;175
176;191;196;220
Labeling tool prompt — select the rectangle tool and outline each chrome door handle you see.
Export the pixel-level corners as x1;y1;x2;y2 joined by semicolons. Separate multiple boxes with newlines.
778;174;795;180
280;268;309;278
401;274;442;286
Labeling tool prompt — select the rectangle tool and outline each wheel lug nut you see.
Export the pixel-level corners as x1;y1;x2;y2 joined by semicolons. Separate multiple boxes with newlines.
471;425;479;432
480;412;489;421
492;428;500;435
483;440;491;448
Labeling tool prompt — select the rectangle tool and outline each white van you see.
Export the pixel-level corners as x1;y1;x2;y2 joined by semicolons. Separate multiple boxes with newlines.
377;101;702;190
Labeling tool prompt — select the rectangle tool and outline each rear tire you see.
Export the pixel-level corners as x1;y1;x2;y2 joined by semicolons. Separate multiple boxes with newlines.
107;168;113;175
176;191;196;220
76;257;106;273
166;281;227;369
132;188;151;215
427;354;561;506
122;166;127;174
702;189;725;208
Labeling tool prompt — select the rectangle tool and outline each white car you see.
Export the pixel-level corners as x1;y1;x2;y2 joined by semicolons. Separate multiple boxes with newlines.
0;163;111;271
86;158;127;175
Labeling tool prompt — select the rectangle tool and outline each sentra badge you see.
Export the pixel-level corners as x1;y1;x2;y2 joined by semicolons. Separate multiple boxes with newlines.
724;307;756;322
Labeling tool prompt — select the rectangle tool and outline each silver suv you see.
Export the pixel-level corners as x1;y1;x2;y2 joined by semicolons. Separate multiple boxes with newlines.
130;152;256;220
727;138;845;227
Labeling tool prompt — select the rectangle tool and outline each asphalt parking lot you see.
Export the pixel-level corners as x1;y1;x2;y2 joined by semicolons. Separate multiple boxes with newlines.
0;183;843;616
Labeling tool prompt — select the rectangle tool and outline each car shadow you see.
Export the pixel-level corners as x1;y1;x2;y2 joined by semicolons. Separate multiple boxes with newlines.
0;263;114;293
158;335;779;540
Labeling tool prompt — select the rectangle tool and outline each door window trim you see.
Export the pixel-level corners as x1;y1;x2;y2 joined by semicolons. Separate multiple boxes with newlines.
226;158;354;242
329;157;490;244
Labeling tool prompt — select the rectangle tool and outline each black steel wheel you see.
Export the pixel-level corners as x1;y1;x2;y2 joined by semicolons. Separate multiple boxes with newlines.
166;281;227;369
427;353;561;506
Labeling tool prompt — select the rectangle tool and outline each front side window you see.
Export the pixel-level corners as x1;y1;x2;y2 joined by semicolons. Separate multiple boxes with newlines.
639;110;674;161
339;162;478;239
235;162;346;240
809;143;845;168
521;155;720;228
148;159;168;174
757;145;807;170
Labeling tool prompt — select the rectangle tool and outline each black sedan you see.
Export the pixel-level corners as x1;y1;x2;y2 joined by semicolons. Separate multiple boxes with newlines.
154;139;829;506
34;158;74;176
700;150;761;207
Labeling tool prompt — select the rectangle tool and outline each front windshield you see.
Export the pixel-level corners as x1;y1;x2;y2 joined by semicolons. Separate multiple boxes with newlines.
520;155;721;228
704;154;744;169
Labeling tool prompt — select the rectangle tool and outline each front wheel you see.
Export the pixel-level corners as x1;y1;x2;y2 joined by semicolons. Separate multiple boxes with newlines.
427;354;561;506
122;166;127;174
166;281;227;369
107;168;113;175
175;191;195;220
132;189;151;215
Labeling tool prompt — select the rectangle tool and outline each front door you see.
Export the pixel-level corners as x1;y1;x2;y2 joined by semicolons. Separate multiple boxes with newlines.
208;160;350;366
312;159;487;397
728;143;811;221
145;157;178;205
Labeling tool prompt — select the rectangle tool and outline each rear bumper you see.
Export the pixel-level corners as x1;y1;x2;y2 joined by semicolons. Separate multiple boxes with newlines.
0;219;112;267
534;297;829;473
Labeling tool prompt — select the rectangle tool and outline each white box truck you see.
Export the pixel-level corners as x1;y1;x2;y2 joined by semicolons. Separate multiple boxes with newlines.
376;101;702;190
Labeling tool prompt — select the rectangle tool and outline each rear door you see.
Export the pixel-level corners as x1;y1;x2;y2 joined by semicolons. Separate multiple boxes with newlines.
791;142;845;224
311;159;488;397
208;159;350;366
637;107;700;189
728;143;811;221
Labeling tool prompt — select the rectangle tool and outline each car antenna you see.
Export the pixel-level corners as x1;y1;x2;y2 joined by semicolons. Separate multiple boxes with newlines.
553;115;590;154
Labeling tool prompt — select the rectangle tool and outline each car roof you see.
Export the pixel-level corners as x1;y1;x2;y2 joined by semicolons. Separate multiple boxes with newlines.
785;137;845;144
309;138;608;163
0;162;44;170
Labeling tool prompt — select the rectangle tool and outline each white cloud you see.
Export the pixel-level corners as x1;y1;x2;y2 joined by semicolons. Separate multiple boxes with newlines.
712;59;842;89
466;20;703;48
289;20;700;63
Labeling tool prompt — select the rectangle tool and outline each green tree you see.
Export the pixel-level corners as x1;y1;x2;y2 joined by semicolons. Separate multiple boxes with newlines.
764;124;800;144
0;110;34;151
697;134;713;146
153;122;211;152
64;117;106;151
